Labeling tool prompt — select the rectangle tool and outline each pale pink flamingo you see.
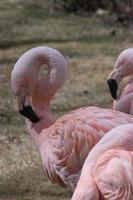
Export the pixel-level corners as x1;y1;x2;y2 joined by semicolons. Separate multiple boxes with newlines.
107;48;133;114
71;124;133;200
11;46;133;191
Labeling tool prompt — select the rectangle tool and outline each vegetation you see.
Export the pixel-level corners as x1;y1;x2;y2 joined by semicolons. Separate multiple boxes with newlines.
1;0;133;200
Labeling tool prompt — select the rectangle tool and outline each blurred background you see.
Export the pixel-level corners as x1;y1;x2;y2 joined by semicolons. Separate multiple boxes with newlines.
0;0;133;199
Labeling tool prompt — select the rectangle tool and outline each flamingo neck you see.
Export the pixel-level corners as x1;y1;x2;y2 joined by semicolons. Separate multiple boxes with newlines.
26;105;55;146
26;47;68;135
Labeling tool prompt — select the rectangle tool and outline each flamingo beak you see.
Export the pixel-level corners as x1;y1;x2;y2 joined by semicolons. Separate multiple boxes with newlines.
107;78;118;99
17;95;40;123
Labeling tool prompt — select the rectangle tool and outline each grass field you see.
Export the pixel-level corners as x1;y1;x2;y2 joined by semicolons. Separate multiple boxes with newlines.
1;1;133;199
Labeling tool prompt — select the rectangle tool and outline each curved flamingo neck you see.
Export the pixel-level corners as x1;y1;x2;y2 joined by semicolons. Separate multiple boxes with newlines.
26;107;55;146
20;47;68;142
28;46;68;106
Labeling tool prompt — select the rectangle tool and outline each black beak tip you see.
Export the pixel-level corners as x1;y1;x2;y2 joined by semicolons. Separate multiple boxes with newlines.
19;105;40;123
107;79;118;99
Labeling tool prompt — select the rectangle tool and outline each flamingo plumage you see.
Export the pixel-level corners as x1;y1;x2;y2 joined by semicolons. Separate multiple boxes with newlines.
71;124;133;200
107;48;133;114
11;46;133;191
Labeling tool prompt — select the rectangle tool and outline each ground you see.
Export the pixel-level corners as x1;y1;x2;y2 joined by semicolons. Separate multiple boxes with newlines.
1;1;133;200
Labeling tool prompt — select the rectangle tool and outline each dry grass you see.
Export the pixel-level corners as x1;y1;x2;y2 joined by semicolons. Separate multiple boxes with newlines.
1;1;133;199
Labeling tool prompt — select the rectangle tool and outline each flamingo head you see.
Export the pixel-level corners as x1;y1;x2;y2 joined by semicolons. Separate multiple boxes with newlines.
107;48;133;99
11;59;40;123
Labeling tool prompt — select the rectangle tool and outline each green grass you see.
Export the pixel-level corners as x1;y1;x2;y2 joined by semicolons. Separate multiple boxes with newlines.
1;1;133;199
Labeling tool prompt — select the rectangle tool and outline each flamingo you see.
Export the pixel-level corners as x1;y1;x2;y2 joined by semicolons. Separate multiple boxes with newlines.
71;124;133;200
107;48;133;114
11;46;133;192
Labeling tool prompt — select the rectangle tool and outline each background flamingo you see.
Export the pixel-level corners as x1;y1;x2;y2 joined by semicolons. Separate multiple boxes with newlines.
71;124;133;200
11;46;133;192
107;48;133;114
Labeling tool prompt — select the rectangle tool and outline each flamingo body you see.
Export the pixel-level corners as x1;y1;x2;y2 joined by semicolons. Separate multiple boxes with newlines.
71;124;133;200
37;107;133;191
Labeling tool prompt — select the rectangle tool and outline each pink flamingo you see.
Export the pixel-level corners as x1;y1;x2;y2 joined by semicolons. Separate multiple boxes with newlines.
107;48;133;114
11;46;133;191
71;124;133;200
